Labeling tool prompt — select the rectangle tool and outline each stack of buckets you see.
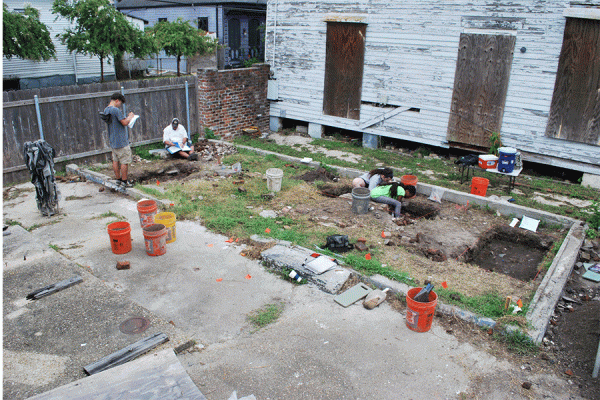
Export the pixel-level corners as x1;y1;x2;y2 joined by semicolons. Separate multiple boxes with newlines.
106;199;177;257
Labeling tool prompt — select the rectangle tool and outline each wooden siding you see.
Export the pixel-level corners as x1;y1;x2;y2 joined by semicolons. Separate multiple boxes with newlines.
3;77;198;180
265;0;600;174
2;0;107;81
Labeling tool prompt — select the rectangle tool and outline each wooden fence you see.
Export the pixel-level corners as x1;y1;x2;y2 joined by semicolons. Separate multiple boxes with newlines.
3;76;198;183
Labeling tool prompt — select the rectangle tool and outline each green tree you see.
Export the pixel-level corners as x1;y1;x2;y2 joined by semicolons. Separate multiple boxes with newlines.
52;0;153;82
3;4;56;61
148;18;217;76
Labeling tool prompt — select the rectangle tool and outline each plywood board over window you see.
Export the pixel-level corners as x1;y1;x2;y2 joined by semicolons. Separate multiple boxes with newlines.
323;22;366;120
447;33;516;149
546;17;600;146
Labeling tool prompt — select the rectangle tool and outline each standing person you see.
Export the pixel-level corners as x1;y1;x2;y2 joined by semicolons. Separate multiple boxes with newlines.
104;92;136;188
163;118;198;161
352;167;394;189
370;182;416;219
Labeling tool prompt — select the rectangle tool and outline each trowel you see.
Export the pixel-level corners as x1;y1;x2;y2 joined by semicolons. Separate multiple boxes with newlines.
363;288;390;309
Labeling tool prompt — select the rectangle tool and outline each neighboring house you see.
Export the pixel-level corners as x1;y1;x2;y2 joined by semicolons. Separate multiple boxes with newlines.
115;0;267;70
2;0;114;89
264;1;600;180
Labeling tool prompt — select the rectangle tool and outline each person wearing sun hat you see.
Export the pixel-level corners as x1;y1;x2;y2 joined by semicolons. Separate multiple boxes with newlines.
163;118;198;161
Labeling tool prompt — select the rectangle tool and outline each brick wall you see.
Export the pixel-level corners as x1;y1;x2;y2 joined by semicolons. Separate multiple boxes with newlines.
197;64;270;139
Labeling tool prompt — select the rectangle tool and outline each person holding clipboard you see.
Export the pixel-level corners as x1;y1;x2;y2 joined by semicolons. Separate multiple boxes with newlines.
163;118;198;161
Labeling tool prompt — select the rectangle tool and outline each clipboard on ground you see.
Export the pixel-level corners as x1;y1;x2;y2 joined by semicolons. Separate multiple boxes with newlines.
333;283;372;307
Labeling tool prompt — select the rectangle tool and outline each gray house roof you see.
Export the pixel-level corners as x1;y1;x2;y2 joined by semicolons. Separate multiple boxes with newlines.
115;0;266;9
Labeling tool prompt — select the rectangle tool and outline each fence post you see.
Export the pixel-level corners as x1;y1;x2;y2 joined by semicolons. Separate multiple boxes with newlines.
185;80;191;140
34;95;44;141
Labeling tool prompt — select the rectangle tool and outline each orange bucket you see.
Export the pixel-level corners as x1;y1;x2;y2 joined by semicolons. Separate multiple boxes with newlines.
143;223;167;256
137;199;158;228
470;177;489;196
107;221;132;254
406;287;438;333
401;175;418;187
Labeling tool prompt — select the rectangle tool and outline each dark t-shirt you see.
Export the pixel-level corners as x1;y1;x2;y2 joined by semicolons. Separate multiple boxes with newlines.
104;106;128;149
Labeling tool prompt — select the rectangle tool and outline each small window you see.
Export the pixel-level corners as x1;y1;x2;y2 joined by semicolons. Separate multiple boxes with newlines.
158;17;167;23
198;17;208;32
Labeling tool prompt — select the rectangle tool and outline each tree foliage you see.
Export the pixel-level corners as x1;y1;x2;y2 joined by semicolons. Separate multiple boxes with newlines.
147;18;217;76
3;4;56;61
51;0;153;81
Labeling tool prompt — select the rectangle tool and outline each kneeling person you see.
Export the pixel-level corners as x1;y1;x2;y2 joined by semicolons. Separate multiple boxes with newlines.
370;182;416;218
163;118;198;161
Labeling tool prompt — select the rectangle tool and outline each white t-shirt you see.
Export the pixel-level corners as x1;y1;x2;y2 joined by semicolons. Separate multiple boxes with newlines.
163;124;188;145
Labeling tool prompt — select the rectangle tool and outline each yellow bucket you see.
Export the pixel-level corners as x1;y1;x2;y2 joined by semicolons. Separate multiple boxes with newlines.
154;212;177;243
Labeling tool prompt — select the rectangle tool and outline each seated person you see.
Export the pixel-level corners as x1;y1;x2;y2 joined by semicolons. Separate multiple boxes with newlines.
352;167;394;189
163;118;198;161
370;182;417;219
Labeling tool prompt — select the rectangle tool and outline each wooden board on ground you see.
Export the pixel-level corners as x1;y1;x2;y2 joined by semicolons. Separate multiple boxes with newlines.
26;349;207;400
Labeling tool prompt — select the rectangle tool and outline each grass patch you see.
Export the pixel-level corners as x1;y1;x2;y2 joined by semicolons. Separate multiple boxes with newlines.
436;289;526;319
343;253;415;286
133;142;164;160
246;303;284;331
90;211;127;221
494;329;539;355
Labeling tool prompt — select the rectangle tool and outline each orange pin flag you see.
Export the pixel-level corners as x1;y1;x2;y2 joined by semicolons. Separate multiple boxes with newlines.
225;238;234;243
156;180;160;185
216;278;223;282
381;231;386;238
441;281;448;289
365;253;372;260
207;243;214;247
170;203;174;207
517;299;523;308
245;274;252;279
235;238;239;242
265;228;271;233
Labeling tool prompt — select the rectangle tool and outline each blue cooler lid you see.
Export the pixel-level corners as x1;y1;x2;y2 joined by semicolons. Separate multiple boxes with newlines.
498;147;517;155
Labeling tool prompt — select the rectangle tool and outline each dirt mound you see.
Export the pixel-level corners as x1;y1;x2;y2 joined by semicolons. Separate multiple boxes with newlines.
192;139;238;161
318;183;353;197
294;167;338;183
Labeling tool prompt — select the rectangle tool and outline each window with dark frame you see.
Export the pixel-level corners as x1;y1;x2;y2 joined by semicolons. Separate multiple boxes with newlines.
197;17;208;32
158;17;167;22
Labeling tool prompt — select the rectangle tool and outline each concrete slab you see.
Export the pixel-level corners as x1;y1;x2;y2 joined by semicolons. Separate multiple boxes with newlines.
582;172;600;189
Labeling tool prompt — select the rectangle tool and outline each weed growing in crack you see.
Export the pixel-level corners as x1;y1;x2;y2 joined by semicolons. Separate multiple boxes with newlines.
247;303;284;331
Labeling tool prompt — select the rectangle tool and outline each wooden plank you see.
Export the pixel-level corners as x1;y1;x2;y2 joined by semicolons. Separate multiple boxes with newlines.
84;332;170;375
359;106;411;129
3;85;188;108
27;349;207;400
26;276;83;300
545;17;600;146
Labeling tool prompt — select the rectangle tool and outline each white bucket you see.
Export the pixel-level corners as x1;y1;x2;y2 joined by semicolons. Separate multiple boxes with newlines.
266;168;284;192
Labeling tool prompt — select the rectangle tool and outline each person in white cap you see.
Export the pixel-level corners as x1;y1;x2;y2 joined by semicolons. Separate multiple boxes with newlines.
163;118;198;161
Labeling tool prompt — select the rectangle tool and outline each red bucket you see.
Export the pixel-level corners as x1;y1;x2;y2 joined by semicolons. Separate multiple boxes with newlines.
107;221;132;254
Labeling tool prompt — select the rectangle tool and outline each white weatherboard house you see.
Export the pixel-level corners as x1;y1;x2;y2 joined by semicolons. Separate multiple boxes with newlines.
3;0;116;89
264;1;600;182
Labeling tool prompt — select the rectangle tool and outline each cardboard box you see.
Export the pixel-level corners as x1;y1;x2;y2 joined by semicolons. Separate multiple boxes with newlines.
478;155;498;169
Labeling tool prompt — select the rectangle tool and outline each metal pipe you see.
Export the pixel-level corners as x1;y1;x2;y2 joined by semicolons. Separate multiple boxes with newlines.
185;80;191;140
121;86;128;136
272;0;277;70
34;95;44;141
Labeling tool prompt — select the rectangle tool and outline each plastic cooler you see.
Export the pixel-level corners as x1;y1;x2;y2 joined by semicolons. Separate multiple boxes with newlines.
497;147;517;173
478;155;498;169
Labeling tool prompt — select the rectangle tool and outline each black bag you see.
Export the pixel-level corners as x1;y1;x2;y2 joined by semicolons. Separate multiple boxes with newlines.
325;235;353;252
99;111;111;124
454;154;479;166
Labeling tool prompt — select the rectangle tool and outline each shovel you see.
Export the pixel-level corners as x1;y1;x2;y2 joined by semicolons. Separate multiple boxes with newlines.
363;288;390;309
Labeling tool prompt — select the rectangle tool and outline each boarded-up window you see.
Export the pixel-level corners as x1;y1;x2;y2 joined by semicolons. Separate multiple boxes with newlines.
447;33;516;149
546;18;600;146
323;22;366;120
